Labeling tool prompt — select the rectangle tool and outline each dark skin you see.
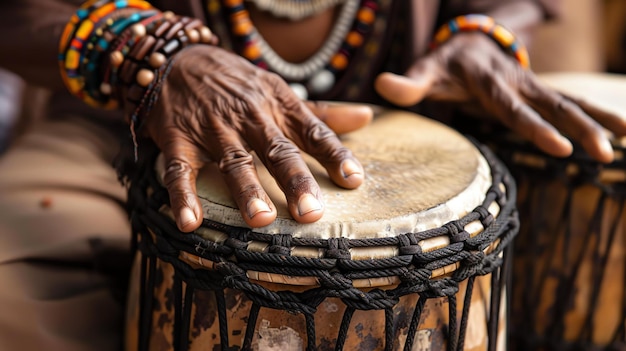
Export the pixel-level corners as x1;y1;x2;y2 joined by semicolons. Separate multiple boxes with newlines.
148;46;369;230
144;5;626;233
1;1;624;233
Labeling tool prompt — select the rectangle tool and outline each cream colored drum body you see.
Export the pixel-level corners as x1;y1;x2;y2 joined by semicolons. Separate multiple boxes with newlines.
125;109;518;351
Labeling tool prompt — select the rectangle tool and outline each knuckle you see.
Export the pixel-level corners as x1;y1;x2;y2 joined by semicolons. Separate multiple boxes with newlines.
218;149;254;174
502;100;530;129
264;71;287;88
265;137;301;164
163;159;193;187
305;122;336;142
302;123;348;160
281;94;302;112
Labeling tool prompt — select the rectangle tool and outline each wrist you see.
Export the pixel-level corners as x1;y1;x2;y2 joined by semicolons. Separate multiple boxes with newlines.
430;14;530;69
58;1;217;117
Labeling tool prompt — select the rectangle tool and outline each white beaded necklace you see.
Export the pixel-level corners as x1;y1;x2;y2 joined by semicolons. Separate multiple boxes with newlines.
250;0;360;97
245;0;348;21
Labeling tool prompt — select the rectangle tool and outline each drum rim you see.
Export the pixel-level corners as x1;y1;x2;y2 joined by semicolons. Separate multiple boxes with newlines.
127;139;518;291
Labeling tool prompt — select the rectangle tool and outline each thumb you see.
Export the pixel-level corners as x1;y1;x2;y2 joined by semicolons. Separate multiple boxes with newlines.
305;101;373;134
374;57;438;107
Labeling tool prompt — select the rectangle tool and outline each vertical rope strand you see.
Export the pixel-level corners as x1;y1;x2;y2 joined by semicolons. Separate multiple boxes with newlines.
139;254;157;351
447;295;458;351
404;297;427;351
138;253;149;351
305;312;317;351
384;307;394;351
335;306;355;350
179;285;195;351
216;290;230;351
488;267;502;351
173;274;183;351
243;303;261;350
583;196;625;342
457;276;476;351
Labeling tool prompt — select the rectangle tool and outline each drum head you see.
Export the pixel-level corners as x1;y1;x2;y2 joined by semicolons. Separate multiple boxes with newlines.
157;109;491;239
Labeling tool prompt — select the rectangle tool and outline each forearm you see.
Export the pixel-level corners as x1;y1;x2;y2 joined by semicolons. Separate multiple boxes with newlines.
0;0;82;90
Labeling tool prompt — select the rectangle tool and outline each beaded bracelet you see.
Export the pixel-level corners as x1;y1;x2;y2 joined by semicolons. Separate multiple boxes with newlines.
430;14;530;69
58;0;155;108
59;0;216;111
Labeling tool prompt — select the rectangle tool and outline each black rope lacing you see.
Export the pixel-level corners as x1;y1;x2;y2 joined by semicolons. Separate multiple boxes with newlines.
468;126;626;351
126;142;519;351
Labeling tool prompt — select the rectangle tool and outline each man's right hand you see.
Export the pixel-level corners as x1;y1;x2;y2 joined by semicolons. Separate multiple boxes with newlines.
145;45;369;232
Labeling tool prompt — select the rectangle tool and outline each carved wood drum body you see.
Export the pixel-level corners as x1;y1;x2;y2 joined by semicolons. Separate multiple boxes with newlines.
490;74;626;351
125;109;518;351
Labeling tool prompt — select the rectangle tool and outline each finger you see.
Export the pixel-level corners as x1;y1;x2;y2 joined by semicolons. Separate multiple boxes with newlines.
304;101;373;134
521;79;614;163
284;100;365;190
216;132;277;228
472;74;574;158
160;137;204;233
374;56;438;106
561;94;626;138
245;111;325;223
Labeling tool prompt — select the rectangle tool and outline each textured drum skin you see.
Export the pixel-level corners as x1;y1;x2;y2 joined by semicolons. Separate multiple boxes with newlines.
126;109;512;351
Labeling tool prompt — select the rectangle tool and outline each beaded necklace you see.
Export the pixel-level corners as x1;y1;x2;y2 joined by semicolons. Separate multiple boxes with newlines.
219;0;379;99
244;0;348;21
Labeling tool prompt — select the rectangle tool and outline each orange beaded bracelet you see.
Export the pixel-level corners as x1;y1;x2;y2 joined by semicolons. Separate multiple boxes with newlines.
430;14;530;69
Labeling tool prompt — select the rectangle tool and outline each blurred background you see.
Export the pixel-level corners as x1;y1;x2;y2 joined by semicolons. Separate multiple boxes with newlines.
0;0;625;153
531;0;626;73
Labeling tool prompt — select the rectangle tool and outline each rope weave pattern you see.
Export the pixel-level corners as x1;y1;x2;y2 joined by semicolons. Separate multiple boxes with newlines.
127;142;519;351
495;140;626;351
451;119;626;351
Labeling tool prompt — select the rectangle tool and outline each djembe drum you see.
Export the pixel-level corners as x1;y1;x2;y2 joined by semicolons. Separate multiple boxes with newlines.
124;109;518;351
484;74;626;350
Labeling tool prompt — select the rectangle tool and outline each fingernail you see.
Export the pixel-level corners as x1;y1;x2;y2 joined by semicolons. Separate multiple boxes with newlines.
601;138;613;153
180;207;197;227
297;194;322;216
341;159;362;179
247;198;272;218
600;138;614;161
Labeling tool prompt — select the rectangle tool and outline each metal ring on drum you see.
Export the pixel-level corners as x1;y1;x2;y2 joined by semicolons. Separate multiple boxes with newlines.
124;108;519;351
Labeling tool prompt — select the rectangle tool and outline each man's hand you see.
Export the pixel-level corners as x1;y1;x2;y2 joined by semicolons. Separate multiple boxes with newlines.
145;45;369;232
375;32;626;163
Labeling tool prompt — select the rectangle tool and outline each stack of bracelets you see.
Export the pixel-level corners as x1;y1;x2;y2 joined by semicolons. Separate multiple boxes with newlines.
58;0;217;133
57;1;530;163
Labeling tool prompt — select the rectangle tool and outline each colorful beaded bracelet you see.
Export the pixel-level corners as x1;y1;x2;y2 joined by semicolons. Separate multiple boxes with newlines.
59;0;217;115
58;0;155;108
430;14;530;69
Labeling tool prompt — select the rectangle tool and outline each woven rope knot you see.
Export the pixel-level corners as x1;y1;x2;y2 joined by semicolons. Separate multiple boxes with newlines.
464;251;485;266
398;233;422;255
488;184;504;202
423;279;459;298
320;271;353;290
269;234;292;255
326;238;351;259
224;237;248;250
446;222;470;243
474;206;494;227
